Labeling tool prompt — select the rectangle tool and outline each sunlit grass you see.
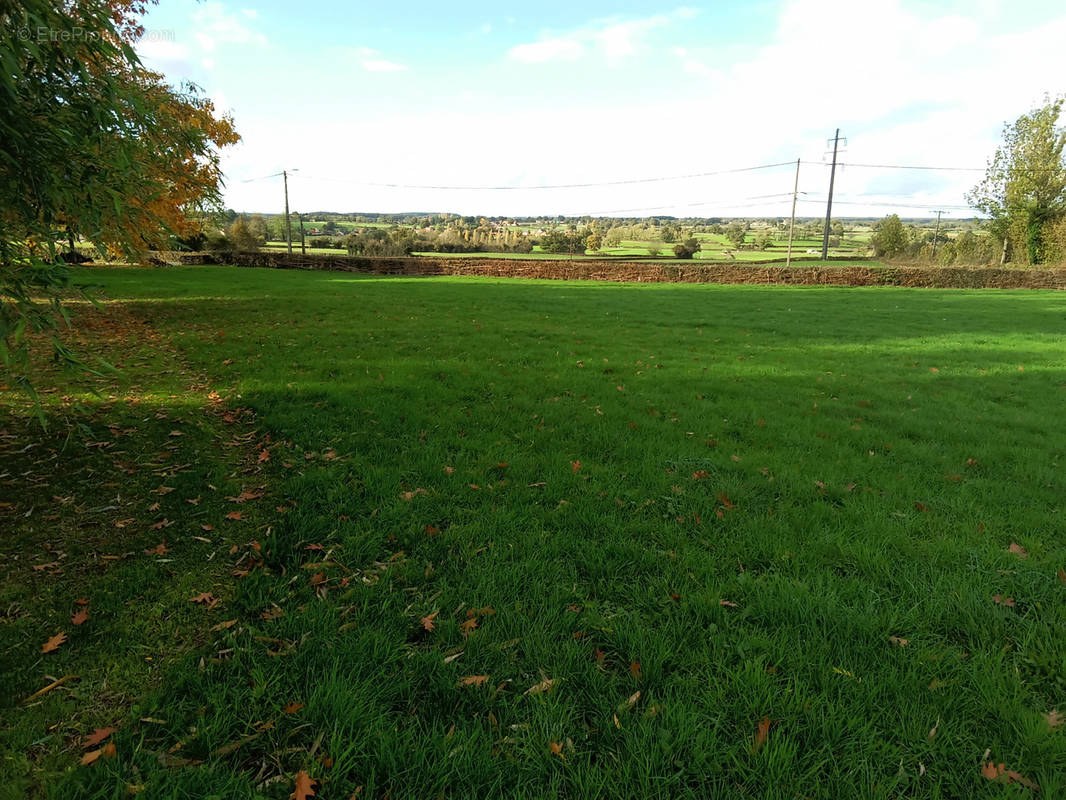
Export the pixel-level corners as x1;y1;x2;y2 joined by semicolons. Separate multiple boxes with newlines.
6;266;1066;798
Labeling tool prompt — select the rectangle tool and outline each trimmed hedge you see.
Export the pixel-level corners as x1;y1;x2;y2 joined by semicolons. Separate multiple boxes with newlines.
189;252;1066;289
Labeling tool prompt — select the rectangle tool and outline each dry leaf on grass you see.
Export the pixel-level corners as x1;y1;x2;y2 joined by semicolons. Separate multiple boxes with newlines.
41;632;67;653
981;762;1038;791
290;769;317;799
80;741;117;766
525;677;557;695
1008;542;1029;558
82;727;116;748
752;717;771;753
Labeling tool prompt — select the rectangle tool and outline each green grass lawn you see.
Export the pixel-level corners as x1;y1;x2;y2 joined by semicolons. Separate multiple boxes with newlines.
3;267;1065;798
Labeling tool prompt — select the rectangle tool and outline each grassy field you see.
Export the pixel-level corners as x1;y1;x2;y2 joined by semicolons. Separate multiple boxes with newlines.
2;267;1065;798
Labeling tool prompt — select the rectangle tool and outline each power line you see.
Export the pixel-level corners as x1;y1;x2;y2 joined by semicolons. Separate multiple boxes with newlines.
799;198;971;211
241;171;286;183
291;161;797;191
824;162;984;172
581;193;796;216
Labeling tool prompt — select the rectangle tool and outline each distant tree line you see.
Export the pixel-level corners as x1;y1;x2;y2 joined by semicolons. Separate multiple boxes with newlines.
870;214;1000;265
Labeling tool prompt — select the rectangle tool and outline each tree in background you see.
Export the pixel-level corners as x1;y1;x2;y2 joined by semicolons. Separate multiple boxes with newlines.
585;232;602;252
540;230;588;255
672;237;701;259
1;0;239;399
755;231;775;250
227;215;266;251
724;223;747;249
870;215;908;257
967;97;1065;264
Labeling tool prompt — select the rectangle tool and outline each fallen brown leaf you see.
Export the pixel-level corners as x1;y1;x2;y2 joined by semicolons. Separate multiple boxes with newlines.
82;727;116;748
525;677;557;695
1008;542;1029;559
41;632;67;653
459;675;489;687
290;769;317;799
71;608;89;626
981;762;1039;790
752;717;771;753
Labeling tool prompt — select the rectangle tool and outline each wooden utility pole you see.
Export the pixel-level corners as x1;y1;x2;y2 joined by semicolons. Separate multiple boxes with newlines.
821;129;844;260
283;169;293;254
930;210;944;258
786;158;800;268
297;212;307;256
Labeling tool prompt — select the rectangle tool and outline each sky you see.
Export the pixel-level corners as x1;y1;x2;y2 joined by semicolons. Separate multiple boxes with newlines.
136;0;1066;219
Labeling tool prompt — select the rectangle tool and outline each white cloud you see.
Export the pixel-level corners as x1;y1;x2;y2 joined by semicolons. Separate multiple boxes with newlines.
137;39;188;61
190;2;267;53
351;46;409;72
363;59;408;72
509;8;697;65
509;38;584;63
241;8;259;19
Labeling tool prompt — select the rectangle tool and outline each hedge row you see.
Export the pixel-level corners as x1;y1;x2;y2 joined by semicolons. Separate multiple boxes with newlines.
192;252;1066;289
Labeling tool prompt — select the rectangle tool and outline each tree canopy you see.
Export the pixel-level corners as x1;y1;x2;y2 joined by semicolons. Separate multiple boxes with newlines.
967;97;1066;265
870;215;908;257
1;0;238;395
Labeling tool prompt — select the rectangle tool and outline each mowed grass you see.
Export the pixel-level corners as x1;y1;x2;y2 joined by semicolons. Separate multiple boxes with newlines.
7;267;1066;798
